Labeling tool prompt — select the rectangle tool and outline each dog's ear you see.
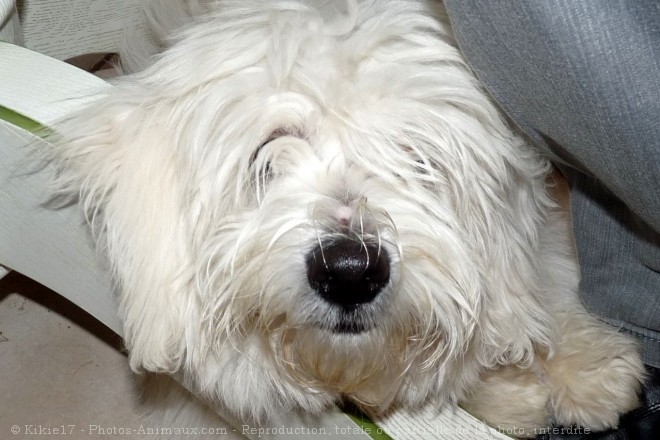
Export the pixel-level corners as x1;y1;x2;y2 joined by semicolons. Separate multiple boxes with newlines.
450;134;559;365
51;92;193;374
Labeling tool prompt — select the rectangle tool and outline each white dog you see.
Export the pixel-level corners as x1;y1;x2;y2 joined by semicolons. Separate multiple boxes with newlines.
50;0;644;436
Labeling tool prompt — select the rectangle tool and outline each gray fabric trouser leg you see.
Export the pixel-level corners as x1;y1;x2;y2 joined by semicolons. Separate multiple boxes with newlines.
444;0;660;367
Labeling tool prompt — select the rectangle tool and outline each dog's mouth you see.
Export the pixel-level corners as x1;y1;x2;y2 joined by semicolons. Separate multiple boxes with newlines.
304;238;392;335
332;322;368;334
331;316;369;334
314;305;375;334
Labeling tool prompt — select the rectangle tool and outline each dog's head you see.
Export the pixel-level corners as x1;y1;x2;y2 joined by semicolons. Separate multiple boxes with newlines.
52;0;555;420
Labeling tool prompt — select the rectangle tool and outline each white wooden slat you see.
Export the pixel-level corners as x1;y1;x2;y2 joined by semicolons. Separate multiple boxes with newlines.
0;42;109;128
0;0;22;45
372;404;510;440
0;120;123;334
19;0;144;60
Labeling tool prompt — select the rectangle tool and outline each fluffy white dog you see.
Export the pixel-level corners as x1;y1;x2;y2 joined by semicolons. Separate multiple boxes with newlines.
50;0;644;436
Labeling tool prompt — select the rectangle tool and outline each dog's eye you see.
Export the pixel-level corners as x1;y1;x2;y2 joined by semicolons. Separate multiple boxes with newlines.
250;128;297;188
398;143;441;186
252;131;281;167
251;128;302;166
262;127;298;146
251;141;273;181
401;144;428;169
253;128;290;158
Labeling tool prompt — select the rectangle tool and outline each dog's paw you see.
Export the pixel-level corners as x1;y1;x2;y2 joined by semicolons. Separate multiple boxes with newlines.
461;365;552;438
546;331;645;431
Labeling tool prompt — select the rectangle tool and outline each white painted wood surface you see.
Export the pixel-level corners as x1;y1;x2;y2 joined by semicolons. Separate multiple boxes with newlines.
0;120;123;333
0;0;22;45
0;43;110;127
18;0;144;60
0;42;119;331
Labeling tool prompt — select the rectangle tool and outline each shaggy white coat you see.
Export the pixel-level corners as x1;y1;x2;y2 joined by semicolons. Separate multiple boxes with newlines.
50;0;644;437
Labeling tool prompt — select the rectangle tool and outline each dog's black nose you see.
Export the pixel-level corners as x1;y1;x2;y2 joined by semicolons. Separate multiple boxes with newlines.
306;239;390;307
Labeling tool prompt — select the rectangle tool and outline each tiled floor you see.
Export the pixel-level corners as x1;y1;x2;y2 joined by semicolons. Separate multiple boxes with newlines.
0;271;145;439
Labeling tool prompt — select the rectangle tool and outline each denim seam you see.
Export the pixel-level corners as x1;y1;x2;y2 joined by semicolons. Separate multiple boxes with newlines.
601;317;660;343
621;327;660;343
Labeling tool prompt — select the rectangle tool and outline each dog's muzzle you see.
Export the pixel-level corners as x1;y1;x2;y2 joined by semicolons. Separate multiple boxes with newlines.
306;239;390;307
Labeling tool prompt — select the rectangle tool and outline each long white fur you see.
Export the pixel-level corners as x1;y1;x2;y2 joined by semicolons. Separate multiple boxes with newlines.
48;0;644;436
